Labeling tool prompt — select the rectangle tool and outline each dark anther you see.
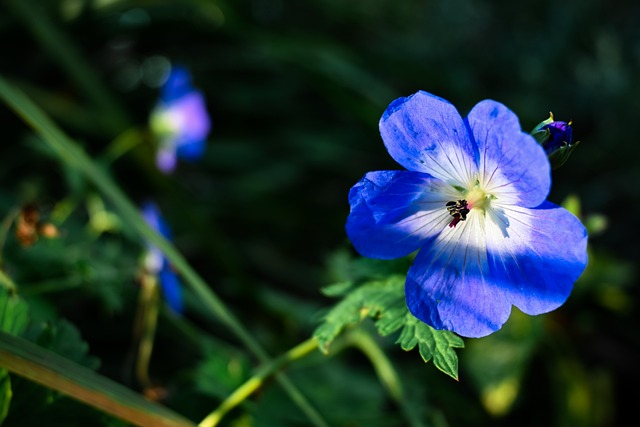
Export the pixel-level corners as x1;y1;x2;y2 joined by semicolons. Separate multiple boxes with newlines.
446;199;470;228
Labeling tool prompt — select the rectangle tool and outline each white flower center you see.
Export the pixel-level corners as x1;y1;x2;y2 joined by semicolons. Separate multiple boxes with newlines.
465;187;493;212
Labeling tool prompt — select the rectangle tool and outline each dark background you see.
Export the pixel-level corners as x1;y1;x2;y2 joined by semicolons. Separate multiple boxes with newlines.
1;0;638;426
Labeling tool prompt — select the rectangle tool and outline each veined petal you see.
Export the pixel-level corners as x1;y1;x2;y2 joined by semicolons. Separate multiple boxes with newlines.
466;100;550;207
406;201;588;338
484;201;588;315
405;212;512;338
379;91;478;187
346;170;457;260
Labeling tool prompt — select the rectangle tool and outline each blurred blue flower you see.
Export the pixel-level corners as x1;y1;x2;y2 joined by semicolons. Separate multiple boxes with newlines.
150;66;211;173
141;202;183;314
346;91;588;338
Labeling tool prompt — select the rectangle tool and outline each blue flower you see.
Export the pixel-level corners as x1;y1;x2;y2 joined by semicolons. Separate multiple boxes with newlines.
141;202;183;314
346;91;588;338
150;66;211;174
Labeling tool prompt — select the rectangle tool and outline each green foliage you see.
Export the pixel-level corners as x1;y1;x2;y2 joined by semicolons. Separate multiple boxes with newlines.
0;288;98;424
0;370;11;424
0;289;29;336
314;275;464;380
193;347;251;401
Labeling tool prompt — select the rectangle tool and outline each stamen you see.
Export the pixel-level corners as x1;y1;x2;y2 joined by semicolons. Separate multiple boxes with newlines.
446;199;470;228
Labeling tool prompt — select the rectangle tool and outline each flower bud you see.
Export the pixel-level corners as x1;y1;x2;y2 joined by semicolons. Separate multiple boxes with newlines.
530;113;579;169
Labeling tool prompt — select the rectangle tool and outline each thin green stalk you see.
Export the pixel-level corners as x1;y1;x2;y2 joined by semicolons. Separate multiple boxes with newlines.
199;337;320;427
134;275;161;389
0;76;329;427
101;127;147;165
347;330;426;427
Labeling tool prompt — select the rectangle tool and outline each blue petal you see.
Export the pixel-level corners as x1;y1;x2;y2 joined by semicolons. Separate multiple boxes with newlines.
405;202;587;338
379;91;478;187
176;138;207;160
167;91;211;161
141;202;172;240
346;170;458;259
465;100;551;207
159;262;184;314
161;66;194;103
485;201;588;315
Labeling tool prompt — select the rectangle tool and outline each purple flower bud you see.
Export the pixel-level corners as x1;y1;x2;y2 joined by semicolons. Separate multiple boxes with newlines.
530;113;579;170
542;120;573;154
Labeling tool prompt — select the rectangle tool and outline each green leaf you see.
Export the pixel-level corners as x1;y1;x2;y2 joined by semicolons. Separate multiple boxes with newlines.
320;281;354;297
0;331;196;427
396;316;464;380
0;369;11;423
314;275;464;379
24;319;100;370
314;276;404;352
0;288;30;336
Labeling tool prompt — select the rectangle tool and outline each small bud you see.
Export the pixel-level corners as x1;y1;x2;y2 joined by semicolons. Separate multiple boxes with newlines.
531;112;580;170
38;223;59;239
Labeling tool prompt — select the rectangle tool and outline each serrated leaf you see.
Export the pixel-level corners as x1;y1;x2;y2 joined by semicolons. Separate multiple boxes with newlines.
314;274;464;379
397;316;464;380
24;319;100;370
0;288;29;336
320;281;354;297
313;275;405;353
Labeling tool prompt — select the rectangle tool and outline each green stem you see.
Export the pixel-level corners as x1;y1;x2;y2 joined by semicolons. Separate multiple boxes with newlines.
0;76;329;427
347;330;426;427
199;337;320;427
134;275;161;388
101;127;147;165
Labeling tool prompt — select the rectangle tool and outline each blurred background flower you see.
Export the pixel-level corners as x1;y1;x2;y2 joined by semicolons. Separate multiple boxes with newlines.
141;202;183;314
150;66;211;173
